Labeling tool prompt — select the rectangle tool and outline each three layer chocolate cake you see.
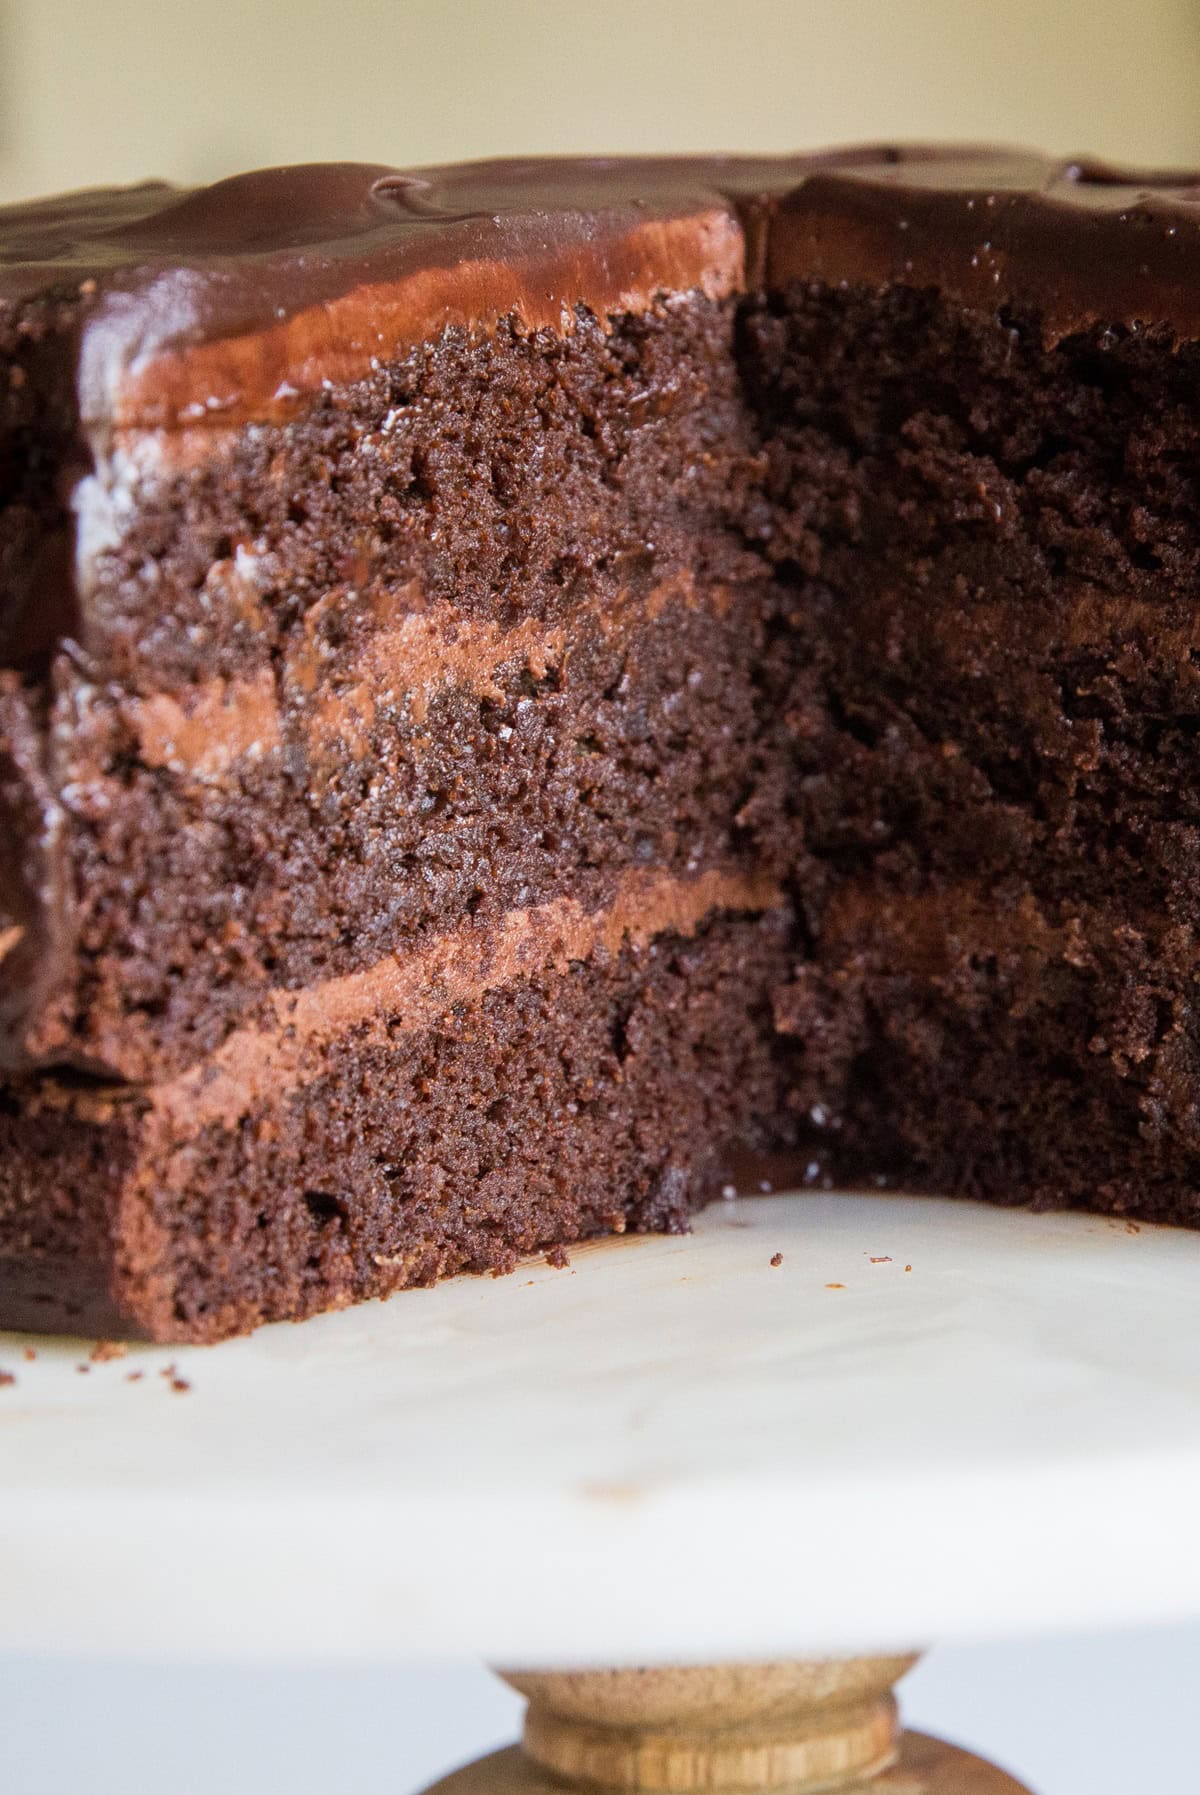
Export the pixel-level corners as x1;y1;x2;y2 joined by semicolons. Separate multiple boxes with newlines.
3;149;1200;1341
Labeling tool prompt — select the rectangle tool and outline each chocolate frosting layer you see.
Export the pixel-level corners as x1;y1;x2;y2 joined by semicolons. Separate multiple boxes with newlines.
8;148;1200;427
767;150;1200;346
146;863;784;1135
2;157;765;426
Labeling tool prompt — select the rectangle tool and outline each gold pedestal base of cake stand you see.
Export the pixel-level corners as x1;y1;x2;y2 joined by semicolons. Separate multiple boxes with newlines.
424;1660;1032;1795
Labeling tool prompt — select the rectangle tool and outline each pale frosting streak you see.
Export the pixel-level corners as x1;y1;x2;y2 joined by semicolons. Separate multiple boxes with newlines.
133;669;282;779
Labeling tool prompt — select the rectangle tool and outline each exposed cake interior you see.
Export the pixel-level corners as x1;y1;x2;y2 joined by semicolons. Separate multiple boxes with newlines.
747;284;1200;1217
8;296;774;1079
4;154;1200;1341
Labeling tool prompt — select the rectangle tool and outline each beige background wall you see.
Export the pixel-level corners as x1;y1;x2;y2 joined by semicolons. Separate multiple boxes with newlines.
1;0;1200;203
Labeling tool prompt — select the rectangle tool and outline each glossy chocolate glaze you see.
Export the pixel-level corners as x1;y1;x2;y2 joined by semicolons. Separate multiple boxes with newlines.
768;150;1200;345
7;148;1200;428
3;157;763;427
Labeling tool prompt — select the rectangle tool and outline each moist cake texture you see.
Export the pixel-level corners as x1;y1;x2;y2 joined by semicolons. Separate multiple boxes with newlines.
3;149;1200;1340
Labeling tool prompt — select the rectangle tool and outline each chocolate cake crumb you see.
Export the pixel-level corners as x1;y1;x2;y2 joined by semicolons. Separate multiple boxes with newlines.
169;1377;191;1394
0;1370;14;1388
545;1245;572;1270
22;1347;35;1362
89;1340;126;1363
769;1252;783;1267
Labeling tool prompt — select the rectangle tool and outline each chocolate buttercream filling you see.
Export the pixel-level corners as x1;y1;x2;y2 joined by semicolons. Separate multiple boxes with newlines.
127;571;724;778
119;864;785;1134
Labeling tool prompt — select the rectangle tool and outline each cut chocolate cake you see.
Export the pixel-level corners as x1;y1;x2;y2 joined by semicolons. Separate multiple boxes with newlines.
3;149;1200;1341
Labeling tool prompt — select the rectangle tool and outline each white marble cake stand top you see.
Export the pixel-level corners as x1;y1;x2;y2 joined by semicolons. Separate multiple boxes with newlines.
1;1191;1198;1665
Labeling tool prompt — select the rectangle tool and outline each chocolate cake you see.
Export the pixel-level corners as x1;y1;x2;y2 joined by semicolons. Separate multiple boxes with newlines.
4;148;1200;1342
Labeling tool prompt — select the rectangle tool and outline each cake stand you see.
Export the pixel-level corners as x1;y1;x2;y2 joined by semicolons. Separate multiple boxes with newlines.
4;1190;1200;1794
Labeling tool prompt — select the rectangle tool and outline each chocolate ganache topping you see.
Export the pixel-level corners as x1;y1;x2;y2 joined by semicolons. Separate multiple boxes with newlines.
5;148;1200;428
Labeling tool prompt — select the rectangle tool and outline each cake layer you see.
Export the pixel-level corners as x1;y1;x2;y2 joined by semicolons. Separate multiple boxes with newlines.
775;884;1200;1221
0;897;794;1342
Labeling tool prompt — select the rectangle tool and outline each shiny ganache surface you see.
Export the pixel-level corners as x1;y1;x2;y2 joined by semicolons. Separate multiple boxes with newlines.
6;148;1200;426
